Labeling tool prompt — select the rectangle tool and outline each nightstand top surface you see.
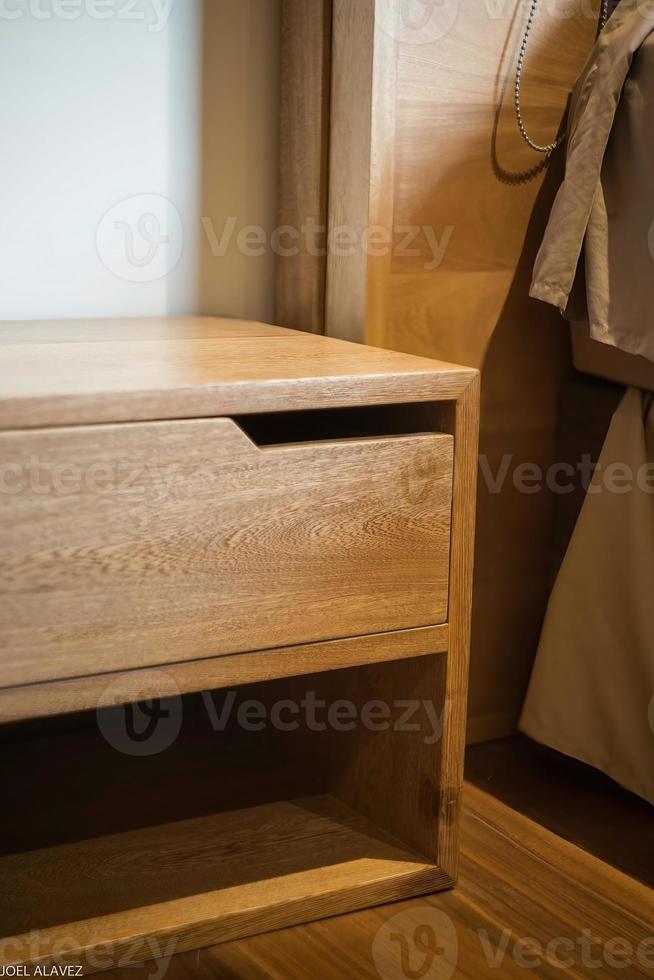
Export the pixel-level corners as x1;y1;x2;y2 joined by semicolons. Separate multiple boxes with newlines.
0;316;477;430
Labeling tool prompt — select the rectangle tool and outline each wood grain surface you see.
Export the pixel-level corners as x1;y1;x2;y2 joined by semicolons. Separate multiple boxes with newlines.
0;417;453;687
277;0;332;334
0;624;449;723
435;377;480;878
328;651;447;863
325;0;376;343
0;794;449;975
466;734;654;890
0;317;477;430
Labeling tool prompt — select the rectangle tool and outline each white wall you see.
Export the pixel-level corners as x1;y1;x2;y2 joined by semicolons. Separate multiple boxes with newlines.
0;0;280;322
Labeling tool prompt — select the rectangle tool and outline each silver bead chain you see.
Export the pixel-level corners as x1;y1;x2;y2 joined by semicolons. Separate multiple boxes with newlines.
515;0;610;154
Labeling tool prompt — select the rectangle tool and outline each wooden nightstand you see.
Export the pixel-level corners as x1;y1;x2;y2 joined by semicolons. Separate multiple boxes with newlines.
0;317;479;975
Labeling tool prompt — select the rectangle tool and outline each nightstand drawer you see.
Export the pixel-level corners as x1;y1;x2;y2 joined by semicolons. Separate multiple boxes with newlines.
0;416;453;686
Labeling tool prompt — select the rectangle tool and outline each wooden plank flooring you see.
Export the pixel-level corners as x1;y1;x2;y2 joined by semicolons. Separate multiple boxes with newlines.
465;734;654;889
101;774;654;979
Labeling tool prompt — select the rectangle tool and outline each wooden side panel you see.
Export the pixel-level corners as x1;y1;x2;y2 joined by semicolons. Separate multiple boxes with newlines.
435;381;480;877
326;0;398;344
0;419;454;686
328;653;448;863
325;0;599;740
276;0;332;334
324;0;375;342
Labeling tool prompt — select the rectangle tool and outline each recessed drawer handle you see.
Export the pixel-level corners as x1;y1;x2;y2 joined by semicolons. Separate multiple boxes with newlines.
226;417;451;458
230;407;452;453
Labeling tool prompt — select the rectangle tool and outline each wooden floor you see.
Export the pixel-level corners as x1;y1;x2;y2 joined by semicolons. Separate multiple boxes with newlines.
465;734;654;889
101;737;654;980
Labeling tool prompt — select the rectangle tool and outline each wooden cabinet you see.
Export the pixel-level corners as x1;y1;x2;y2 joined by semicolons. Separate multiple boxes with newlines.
0;317;478;975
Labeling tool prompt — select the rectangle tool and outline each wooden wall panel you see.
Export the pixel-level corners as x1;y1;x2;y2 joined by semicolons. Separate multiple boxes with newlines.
276;0;332;334
321;1;602;741
325;0;400;342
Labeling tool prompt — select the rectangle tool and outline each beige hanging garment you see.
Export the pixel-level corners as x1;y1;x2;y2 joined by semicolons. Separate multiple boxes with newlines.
521;389;654;803
531;2;654;363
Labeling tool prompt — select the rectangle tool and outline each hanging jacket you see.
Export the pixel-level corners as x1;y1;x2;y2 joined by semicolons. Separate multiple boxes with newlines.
531;2;654;363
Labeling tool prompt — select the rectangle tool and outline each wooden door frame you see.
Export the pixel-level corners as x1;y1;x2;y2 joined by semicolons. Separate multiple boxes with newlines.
277;0;397;344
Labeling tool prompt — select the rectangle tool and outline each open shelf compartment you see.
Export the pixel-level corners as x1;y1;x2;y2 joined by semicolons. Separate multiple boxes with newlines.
0;652;451;975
